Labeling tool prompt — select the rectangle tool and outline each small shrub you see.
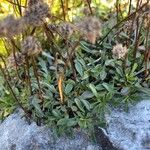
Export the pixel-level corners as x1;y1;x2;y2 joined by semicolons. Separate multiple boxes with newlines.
0;0;150;135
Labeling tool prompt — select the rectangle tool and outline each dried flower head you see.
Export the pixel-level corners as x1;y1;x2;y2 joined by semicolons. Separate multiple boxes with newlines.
124;20;136;32
77;16;101;44
58;23;74;38
21;36;42;57
141;1;150;12
24;1;50;26
48;23;74;38
0;15;23;37
82;7;96;16
112;44;128;59
48;24;59;31
7;52;25;68
28;0;43;7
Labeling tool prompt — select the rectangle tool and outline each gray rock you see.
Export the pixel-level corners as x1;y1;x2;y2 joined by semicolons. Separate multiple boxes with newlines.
3;99;150;150
106;99;150;150
0;110;100;150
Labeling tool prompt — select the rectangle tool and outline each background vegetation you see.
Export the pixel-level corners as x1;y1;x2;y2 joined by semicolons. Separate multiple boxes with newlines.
0;0;149;135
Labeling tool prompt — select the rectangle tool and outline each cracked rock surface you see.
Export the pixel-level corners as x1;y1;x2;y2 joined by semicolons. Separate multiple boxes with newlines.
0;110;100;150
106;99;150;150
1;99;150;150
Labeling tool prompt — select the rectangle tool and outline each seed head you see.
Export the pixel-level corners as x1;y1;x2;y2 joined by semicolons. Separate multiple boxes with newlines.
58;23;74;38
48;24;59;30
124;20;136;32
77;16;101;44
0;15;23;37
112;44;128;59
24;1;50;26
48;23;74;38
21;36;42;57
82;7;96;16
141;1;150;12
28;0;44;7
7;52;25;68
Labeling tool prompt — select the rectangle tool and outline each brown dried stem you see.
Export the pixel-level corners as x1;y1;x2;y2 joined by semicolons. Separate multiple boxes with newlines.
0;64;30;118
86;0;93;15
31;57;43;101
144;25;150;77
98;1;149;45
6;0;26;8
0;56;11;80
25;56;33;95
60;0;66;21
128;0;132;15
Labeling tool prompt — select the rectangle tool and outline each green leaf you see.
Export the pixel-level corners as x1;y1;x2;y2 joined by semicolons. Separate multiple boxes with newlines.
78;58;86;68
88;84;98;97
67;118;77;127
130;63;138;75
75;60;84;77
31;97;44;117
78;118;89;128
100;67;107;80
71;106;78;112
103;43;112;49
138;87;150;97
38;58;48;74
105;59;115;66
80;91;94;99
65;83;73;94
74;98;85;112
102;83;114;93
116;68;123;77
52;109;61;118
42;51;54;60
57;118;67;126
105;92;113;100
82;71;89;80
60;106;67;112
80;99;91;111
80;41;97;54
48;85;57;93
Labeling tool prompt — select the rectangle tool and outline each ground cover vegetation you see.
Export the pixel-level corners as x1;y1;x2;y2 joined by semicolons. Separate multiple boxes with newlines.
0;0;150;135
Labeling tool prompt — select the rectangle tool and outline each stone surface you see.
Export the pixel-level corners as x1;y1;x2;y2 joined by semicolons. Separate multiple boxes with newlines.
2;99;150;150
106;99;150;150
0;110;100;150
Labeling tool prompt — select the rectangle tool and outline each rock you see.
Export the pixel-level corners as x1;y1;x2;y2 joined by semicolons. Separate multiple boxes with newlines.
2;99;150;150
106;99;150;150
0;110;100;150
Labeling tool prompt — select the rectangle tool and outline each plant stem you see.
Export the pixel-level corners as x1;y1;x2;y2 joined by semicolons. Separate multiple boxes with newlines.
12;46;21;80
0;56;11;80
98;2;149;45
128;0;132;15
116;0;119;23
132;17;139;60
10;38;21;52
144;25;150;77
16;0;22;16
6;0;26;8
86;0;93;15
31;57;43;101
0;64;30;117
60;0;66;21
132;16;144;65
25;56;33;95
